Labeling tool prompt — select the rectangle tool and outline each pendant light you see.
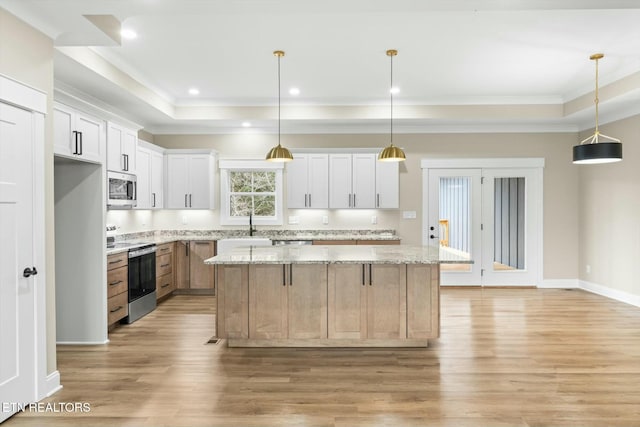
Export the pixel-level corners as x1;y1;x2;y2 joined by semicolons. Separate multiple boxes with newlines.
265;50;293;162
378;49;406;162
573;53;622;164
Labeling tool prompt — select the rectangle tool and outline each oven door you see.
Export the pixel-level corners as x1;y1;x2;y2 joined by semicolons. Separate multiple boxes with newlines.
128;250;156;302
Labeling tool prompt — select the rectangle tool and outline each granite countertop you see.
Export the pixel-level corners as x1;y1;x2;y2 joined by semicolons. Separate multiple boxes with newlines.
106;229;401;256
204;245;473;265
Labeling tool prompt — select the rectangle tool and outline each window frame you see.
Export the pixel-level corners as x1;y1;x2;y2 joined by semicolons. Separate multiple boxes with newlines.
219;160;284;226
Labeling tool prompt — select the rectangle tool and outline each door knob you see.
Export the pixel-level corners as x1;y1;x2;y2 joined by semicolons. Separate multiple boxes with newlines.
23;267;38;278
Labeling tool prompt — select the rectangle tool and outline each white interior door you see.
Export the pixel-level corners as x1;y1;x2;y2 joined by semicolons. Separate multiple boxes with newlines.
0;103;36;422
481;168;541;286
427;169;482;285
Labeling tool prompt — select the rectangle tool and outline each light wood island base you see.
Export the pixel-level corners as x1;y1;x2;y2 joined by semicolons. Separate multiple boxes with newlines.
212;245;449;348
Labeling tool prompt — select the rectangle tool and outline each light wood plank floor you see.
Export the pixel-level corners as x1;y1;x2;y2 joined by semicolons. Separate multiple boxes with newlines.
7;288;640;427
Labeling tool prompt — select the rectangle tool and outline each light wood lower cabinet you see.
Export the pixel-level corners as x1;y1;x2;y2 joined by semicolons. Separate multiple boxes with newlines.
217;262;438;347
176;240;216;294
156;242;175;300
107;252;129;327
328;264;406;340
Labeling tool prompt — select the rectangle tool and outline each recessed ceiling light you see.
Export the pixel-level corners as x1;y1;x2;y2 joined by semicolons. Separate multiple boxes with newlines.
242;121;252;128
120;28;138;40
390;87;400;95
289;87;300;96
188;88;200;95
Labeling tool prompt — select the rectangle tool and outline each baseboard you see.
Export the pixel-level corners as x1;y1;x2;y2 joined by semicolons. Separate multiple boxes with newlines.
56;340;109;345
579;280;640;308
44;370;62;398
538;279;580;289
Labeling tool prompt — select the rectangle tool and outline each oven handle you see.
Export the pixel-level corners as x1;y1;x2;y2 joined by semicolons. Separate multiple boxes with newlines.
129;246;157;258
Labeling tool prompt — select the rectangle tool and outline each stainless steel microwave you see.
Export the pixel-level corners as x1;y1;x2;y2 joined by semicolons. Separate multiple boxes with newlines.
107;171;137;208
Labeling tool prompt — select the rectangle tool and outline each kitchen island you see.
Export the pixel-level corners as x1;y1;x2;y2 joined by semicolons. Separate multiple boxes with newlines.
205;245;470;347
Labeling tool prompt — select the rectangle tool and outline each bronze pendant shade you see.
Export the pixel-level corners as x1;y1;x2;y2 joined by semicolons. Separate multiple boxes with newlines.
378;49;406;162
265;50;293;162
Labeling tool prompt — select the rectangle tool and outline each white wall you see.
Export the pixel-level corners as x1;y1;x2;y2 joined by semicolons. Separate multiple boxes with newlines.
578;115;640;299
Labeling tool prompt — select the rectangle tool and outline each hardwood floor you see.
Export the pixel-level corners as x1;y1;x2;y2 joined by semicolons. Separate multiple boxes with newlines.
7;289;640;426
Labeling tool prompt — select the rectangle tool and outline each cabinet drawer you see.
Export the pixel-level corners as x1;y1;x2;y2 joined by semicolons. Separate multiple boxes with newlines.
107;266;128;298
156;273;175;299
107;252;128;270
156;253;173;277
156;242;174;256
107;292;128;325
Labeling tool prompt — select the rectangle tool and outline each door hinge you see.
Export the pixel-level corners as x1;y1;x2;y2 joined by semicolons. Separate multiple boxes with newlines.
481;223;484;230
481;269;485;277
481;176;485;184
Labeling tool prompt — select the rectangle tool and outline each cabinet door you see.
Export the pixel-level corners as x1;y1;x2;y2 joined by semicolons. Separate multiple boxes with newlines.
189;241;215;290
188;155;212;209
286;154;309;208
175;241;190;289
107;123;123;171
150;151;164;209
249;264;288;339
288;264;327;339
136;148;152;209
375;160;399;208
53;106;74;156
407;265;439;339
307;154;329;208
165;155;189;208
352;153;376;208
367;264;406;339
121;129;137;174
328;264;367;339
329;154;352;208
217;265;249;339
75;112;104;163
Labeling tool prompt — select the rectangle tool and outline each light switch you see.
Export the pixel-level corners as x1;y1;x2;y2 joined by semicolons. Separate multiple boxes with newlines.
402;211;417;219
371;215;377;224
322;215;329;225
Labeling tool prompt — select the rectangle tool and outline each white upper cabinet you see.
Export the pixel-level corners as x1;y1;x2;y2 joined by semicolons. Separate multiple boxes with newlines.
165;151;216;209
375;161;399;209
287;153;329;209
329;153;376;209
53;103;105;164
136;141;164;209
107;122;137;174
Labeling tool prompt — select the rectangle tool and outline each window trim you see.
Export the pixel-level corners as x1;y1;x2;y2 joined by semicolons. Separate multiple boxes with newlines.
219;160;284;226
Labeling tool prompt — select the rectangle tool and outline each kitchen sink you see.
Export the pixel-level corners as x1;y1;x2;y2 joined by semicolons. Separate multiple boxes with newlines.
216;237;272;254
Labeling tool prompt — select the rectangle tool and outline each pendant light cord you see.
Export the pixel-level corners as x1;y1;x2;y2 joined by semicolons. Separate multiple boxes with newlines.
390;52;394;145
594;56;599;136
278;53;281;146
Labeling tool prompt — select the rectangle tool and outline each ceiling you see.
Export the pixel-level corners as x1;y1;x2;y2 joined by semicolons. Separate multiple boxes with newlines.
3;0;640;134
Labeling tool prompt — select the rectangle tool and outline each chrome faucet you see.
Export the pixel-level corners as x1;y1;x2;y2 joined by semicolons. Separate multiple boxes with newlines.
249;213;256;236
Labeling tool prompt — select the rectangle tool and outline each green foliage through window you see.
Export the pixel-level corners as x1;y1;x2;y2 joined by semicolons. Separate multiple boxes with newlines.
229;171;277;217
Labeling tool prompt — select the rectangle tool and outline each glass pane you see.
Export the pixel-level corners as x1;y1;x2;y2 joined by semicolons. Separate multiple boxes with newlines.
230;172;252;192
494;177;525;271
253;171;276;192
230;195;253;217
253;195;275;216
439;177;471;272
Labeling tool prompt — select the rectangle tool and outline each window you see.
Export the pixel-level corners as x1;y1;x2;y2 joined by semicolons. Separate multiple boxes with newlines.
220;160;283;225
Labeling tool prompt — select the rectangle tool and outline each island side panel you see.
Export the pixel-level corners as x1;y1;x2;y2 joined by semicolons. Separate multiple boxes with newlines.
217;265;249;339
406;264;440;339
288;264;328;339
328;264;367;339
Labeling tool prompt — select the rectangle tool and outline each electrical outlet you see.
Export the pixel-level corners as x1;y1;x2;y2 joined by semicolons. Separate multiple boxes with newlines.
182;216;188;225
371;215;377;224
322;215;329;225
288;216;300;224
586;264;591;274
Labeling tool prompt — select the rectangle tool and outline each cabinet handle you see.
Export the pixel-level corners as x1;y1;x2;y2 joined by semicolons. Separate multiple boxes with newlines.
108;259;123;265
348;193;352;207
109;280;123;286
308;193;311;207
152;193;156;208
189;194;192;207
282;264;286;286
160;263;170;268
160;247;170;252
161;283;170;288
110;306;123;313
362;264;365;286
184;194;188;208
369;264;373;286
353;193;356;207
304;193;308;207
72;131;79;155
377;193;380;208
289;264;293;286
78;131;83;155
122;154;126;171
